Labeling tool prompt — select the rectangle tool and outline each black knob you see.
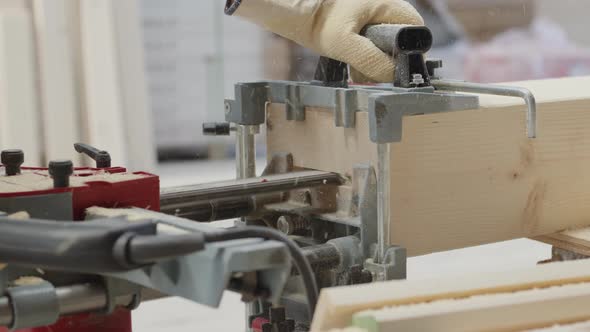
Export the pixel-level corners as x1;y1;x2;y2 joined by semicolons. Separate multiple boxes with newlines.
202;122;231;136
426;59;443;77
1;149;24;176
74;143;111;168
48;160;74;188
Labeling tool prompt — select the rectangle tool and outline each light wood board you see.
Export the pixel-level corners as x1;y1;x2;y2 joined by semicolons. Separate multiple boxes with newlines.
352;282;590;332
267;76;590;256
310;258;590;331
0;8;41;165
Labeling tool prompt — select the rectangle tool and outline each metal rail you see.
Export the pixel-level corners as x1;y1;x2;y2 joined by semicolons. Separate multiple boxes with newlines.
160;170;342;212
0;283;135;327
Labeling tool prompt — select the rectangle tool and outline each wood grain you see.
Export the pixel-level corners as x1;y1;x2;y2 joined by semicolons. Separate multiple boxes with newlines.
311;259;590;331
267;76;590;256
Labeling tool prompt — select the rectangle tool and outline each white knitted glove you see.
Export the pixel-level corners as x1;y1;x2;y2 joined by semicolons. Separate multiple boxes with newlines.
233;0;424;82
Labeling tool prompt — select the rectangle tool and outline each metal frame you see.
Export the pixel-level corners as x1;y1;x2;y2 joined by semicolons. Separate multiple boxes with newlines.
225;77;537;283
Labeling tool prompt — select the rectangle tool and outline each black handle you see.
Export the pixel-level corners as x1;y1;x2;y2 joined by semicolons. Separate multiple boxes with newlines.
0;216;207;273
74;143;111;168
312;24;434;88
0;217;156;272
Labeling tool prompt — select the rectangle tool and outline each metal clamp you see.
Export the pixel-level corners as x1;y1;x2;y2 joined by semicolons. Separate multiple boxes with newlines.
6;281;59;329
431;79;537;138
225;82;269;125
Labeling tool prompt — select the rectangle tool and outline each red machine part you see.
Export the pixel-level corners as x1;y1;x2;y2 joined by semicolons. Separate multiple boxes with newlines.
0;309;132;332
251;317;270;332
0;165;160;332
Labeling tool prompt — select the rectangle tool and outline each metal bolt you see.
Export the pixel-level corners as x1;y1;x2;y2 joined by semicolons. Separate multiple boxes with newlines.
1;149;24;176
277;215;310;235
411;73;425;87
48;160;74;188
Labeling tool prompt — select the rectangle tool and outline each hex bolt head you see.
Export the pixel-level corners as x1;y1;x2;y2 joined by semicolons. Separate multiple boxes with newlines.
1;149;24;176
48;159;74;188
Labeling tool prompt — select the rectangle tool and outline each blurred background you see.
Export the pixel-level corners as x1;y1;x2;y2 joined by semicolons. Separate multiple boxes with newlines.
1;0;589;172
0;0;589;330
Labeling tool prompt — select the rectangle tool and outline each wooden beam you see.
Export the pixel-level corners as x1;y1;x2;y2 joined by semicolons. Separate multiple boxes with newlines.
266;76;590;256
310;259;590;331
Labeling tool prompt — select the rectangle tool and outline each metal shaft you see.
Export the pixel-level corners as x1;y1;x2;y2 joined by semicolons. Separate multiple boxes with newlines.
161;196;255;222
160;170;342;210
235;124;259;331
236;124;258;179
0;283;135;327
376;143;391;263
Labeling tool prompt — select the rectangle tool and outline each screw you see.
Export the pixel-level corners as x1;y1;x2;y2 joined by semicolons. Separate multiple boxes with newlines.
224;101;231;115
1;149;24;176
411;73;425;87
48;160;74;188
277;215;310;235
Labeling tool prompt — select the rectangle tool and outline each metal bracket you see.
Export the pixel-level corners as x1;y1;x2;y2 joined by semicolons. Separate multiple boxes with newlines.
368;92;479;144
100;209;292;308
334;89;358;128
225;82;269;125
6;281;59;329
364;246;407;282
285;85;305;121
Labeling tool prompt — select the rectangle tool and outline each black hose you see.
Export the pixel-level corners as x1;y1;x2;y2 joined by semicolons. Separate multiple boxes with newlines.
203;226;319;319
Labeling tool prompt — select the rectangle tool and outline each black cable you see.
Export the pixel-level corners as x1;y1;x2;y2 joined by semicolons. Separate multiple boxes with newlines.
203;226;319;319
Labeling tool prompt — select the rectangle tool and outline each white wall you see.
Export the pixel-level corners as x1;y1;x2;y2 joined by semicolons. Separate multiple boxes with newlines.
536;0;590;47
141;0;265;150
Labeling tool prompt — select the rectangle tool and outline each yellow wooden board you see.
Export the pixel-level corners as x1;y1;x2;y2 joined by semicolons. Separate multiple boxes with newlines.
267;76;590;256
310;258;590;331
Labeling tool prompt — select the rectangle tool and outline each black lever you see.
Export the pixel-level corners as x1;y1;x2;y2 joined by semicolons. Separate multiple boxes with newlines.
202;122;232;136
312;57;349;88
74;143;111;168
0;216;206;273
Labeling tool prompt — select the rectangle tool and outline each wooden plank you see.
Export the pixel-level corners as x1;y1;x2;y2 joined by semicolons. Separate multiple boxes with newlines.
352;282;590;332
0;8;42;166
310;258;590;331
31;0;81;163
535;228;590;257
266;76;590;256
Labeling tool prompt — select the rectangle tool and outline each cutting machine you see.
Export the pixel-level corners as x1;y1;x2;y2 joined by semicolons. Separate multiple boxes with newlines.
0;25;538;331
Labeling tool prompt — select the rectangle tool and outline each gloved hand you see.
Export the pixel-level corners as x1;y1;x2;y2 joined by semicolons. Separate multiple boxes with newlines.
229;0;424;82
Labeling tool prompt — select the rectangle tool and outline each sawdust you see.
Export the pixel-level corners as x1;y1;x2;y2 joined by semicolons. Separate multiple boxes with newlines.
12;276;44;286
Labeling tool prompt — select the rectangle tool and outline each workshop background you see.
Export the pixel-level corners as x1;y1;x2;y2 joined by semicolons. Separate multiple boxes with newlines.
0;0;588;330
